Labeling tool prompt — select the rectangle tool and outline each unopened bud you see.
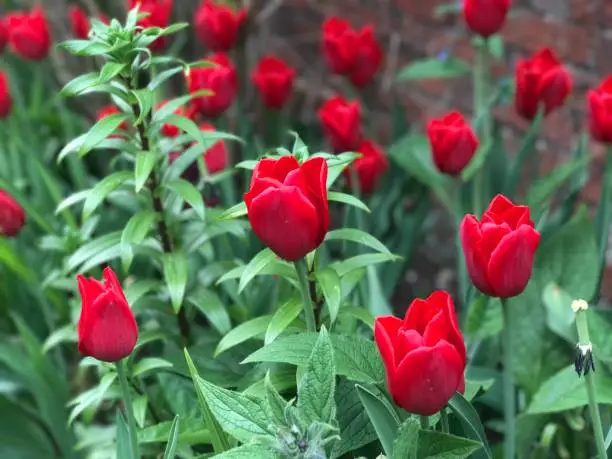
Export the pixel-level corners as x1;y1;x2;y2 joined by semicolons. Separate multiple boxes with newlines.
572;299;589;312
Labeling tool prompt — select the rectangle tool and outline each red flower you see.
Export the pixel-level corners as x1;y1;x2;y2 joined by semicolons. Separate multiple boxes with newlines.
0;190;25;237
588;77;612;144
374;290;466;416
5;7;51;60
251;55;296;110
0;18;8;53
349;25;383;88
244;156;329;261
0;72;12;119
344;139;388;194
460;195;540;298
194;0;247;52
77;267;138;362
69;6;90;40
128;0;173;51
462;0;511;38
158;100;196;138
515;48;572;121
187;53;238;119
96;105;128;133
427;111;479;176
318;96;362;153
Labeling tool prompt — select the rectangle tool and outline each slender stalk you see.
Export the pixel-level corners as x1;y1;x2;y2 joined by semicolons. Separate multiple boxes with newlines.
440;409;450;433
116;360;140;459
420;416;429;430
472;40;490;217
349;168;370;306
574;300;608;459
295;258;317;332
501;299;515;459
594;149;612;302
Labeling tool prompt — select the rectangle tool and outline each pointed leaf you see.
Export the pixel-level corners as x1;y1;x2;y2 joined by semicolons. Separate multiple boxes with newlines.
315;267;342;325
356;384;400;457
238;248;277;293
163;252;188;313
134;151;158;193
162;415;180;459
448;393;492;458
164;179;205;220
215;315;273;357
265;295;303;344
82;171;132;220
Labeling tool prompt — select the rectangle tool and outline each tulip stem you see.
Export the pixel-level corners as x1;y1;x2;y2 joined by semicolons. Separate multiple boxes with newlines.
501;299;515;459
594;149;612;303
420;416;429;430
472;40;490;217
440;409;450;433
295;259;317;332
116;360;140;459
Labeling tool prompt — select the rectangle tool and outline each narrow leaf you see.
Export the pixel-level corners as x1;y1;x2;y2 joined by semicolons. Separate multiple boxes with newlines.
163;252;188;313
356;384;400;456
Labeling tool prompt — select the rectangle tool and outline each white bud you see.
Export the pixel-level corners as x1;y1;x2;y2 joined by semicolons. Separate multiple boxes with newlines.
571;299;589;313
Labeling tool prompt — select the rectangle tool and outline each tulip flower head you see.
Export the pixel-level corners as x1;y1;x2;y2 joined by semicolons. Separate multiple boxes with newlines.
463;0;511;38
128;0;173;51
588;76;612;144
344;139;389;194
251;55;296;110
427;111;479;176
194;0;247;52
5;7;51;60
187;53;238;119
0;18;8;53
0;189;25;237
0;72;12;119
318;96;362;153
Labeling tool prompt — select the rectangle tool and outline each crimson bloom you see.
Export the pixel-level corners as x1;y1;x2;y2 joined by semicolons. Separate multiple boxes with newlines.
374;291;466;416
318;96;362;153
129;0;173;51
0;190;25;237
251;55;296;110
344;139;388;194
348;26;383;88
460;195;540;298
427;111;479;176
0;18;8;53
0;72;12;119
69;6;90;39
515;48;572;121
5;7;51;60
194;0;247;52
77;267;138;362
588;77;612;144
187;53;238;119
463;0;511;38
244;156;329;261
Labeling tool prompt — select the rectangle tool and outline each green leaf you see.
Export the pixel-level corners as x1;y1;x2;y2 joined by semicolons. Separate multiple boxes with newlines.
80;113;130;155
211;444;281;459
218;201;247;220
238;248;277;293
392;417;419;459
397;57;471;81
148;66;185;91
121;211;157;270
188;290;232;335
265;296;303;344
330;253;400;277
460;136;494;182
56;189;90;214
98;62;127;83
132;89;154;125
163;252;188;313
125;279;159;307
355;384;400;456
417;430;482;458
316;267;342;325
82;171;132;220
297;327;336;424
133;395;148;428
328;191;370;213
527;365;612;414
542;283;576;343
447;393;492;459
264;373;289;424
325;228;391;255
464;379;495;403
116;410;133;459
66;231;122;272
162;415;180;459
60;72;101;97
134;151;158;193
465;296;502;339
133;358;173;378
326;152;360;188
164;179;205;220
244;333;384;385
215;315;273;357
161;114;207;145
388;133;446;189
42;325;77;353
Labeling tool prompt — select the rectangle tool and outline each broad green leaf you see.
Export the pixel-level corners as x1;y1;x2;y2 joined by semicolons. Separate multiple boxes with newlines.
80;113;130;155
392;417;419;459
325;152;360;189
134;151;158;193
417;430;482;459
527;365;612;414
244;333;384;384
542;282;576;343
388;133;446;189
215;315;273;357
328;191;370;213
98;62;127;84
69;372;117;424
162;415;180;459
337;306;375;330
211;444;281;459
316;267;342;325
133;395;148;428
125;279;159;307
82;171;132;220
264;373;289;424
330;253;400;277
164;179;205;220
60;39;110;56
397;57;470;81
133;358;173;378
116;410;133;459
297;327;336;424
464;379;495;403
447;393;492;459
265;296;303;344
163;252;188;313
238;248;277;293
325;228;391;255
188;290;232;335
355;384;400;456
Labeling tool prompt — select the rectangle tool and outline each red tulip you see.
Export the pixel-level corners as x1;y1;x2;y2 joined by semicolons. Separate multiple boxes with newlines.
427;111;479;176
244;156;329;261
0;72;12;119
463;0;511;38
322;17;358;75
128;0;173;51
5;7;51;60
96;105;128;133
77;267;138;362
0;190;25;237
515;48;572;121
460;194;540;298
187;53;238;119
587;77;612;144
318;96;362;153
251;55;296;110
0;18;8;53
158;101;196;138
194;0;247;52
344;139;388;194
374;290;466;416
69;6;90;40
348;25;383;88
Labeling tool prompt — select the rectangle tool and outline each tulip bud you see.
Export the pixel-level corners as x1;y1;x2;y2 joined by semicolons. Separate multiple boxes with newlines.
194;0;247;52
128;0;173;51
427;111;479;176
244;156;329;261
0;72;12;119
318;96;362;153
460;194;540;298
463;0;511;38
344;139;388;194
187;53;238;119
251;55;296;110
348;25;383;88
587;77;612;144
515;48;572;121
0;19;8;53
69;6;90;40
6;7;51;60
77;267;138;362
0;189;25;237
374;291;466;416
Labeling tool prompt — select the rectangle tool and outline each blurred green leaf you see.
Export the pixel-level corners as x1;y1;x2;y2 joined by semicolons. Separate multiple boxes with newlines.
316;267;342;326
134;151;158;193
265;295;302;344
163;252;188;313
328;191;370;213
215;315;273;357
392;417;419;459
417;430;482;458
79;113;130;156
162;415;180;459
133;358;173;378
448;393;492;458
397;57;470;81
164;179;205;220
325;228;391;255
188;289;232;335
356;384;400;456
238;248;277;293
83;171;132;221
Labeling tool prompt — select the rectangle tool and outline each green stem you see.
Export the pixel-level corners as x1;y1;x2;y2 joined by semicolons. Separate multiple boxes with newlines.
440;409;450;433
594;149;612;302
349;168;371;308
501;299;515;459
420;416;429;430
116;360;140;459
295;259;316;332
472;41;490;217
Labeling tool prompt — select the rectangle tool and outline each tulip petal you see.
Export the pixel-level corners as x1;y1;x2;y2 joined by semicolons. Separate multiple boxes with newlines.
404;298;439;334
374;316;403;371
460;215;494;295
103;266;128;304
423;291;467;366
298;157;329;239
